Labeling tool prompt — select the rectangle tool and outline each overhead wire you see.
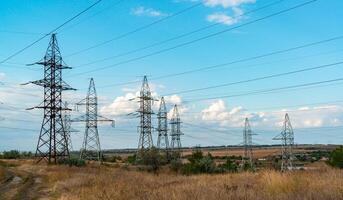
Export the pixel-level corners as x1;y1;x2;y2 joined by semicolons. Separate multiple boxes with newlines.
73;0;286;68
182;77;343;103
161;61;343;96
0;0;104;64
64;1;203;58
67;0;318;77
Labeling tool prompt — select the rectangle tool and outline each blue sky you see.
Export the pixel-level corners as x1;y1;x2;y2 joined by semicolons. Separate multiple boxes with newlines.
1;0;343;151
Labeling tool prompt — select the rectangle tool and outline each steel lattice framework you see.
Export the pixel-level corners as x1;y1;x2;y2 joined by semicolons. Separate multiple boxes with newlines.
273;113;295;171
137;76;154;153
242;118;255;168
63;102;73;152
157;97;169;154
73;78;114;162
27;34;75;164
170;105;183;158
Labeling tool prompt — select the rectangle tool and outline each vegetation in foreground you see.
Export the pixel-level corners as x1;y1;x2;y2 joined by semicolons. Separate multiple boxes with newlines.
0;159;343;200
0;146;342;199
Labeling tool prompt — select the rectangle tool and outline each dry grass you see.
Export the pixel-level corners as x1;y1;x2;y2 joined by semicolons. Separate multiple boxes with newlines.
1;160;343;200
0;167;5;182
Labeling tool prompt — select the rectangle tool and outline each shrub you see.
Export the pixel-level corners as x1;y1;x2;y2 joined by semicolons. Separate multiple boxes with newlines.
104;155;122;163
58;158;86;167
180;150;216;175
328;147;343;168
170;159;183;172
218;158;238;172
138;148;162;173
127;154;136;164
2;150;20;159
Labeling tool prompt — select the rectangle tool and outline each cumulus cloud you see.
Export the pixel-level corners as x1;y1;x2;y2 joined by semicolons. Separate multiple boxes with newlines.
131;6;167;17
100;89;184;121
204;0;256;8
100;92;138;117
206;7;244;25
199;99;343;129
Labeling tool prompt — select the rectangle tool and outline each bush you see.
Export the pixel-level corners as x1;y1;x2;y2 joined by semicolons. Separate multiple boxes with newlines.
218;158;238;173
138;148;162;173
328;147;343;168
180;150;216;175
127;154;136;164
104;155;122;163
170;159;183;172
2;150;20;159
0;150;34;159
58;158;86;167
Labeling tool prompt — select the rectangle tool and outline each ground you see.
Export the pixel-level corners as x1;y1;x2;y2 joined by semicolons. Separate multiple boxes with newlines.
0;159;343;200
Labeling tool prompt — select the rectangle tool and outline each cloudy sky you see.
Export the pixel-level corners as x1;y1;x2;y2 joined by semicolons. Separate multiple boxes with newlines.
0;0;343;151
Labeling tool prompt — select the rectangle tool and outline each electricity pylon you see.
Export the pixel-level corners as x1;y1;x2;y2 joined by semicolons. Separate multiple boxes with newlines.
26;33;75;164
157;97;169;155
273;113;294;171
137;76;154;157
63;102;73;152
73;78;114;162
170;105;183;159
242;118;256;169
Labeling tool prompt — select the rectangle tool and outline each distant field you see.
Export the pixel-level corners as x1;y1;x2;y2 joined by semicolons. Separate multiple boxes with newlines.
105;145;338;159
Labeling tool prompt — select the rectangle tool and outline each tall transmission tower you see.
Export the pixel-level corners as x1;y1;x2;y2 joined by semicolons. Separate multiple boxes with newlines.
73;78;114;162
137;76;154;155
273;113;295;171
26;33;75;164
157;97;169;154
242;118;256;169
63;101;73;152
170;105;183;159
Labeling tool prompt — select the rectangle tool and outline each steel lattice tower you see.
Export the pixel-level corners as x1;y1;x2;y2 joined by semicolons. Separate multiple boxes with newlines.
170;105;183;158
242;118;255;168
137;76;154;154
273;113;294;171
74;78;114;162
63;102;73;152
27;34;75;164
157;97;169;153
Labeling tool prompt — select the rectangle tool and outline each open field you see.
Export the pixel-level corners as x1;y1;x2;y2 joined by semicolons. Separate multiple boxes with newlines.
0;159;342;200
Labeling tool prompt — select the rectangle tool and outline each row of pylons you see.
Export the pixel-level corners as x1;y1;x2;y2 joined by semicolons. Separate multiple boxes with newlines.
28;34;294;171
135;76;183;160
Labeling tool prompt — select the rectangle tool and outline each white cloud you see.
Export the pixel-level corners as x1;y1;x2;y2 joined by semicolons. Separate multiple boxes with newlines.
100;92;138;117
204;0;255;8
100;89;184;122
131;6;167;17
199;99;343;130
207;12;238;25
206;6;245;25
165;95;182;105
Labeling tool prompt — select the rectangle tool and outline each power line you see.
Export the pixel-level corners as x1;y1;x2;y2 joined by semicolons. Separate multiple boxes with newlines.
80;44;343;90
0;126;39;132
73;0;285;68
162;61;343;96
183;77;343;103
0;0;103;64
59;0;124;34
67;0;318;77
179;78;343;102
65;2;202;58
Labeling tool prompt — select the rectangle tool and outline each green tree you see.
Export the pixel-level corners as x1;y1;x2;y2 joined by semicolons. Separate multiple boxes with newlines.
328;147;343;168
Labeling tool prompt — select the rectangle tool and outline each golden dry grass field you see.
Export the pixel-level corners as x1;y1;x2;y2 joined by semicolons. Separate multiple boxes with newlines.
0;159;342;200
